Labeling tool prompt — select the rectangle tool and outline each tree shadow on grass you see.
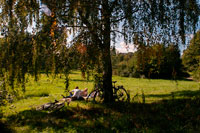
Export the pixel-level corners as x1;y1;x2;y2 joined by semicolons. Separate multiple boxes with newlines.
173;90;200;97
145;90;200;98
5;106;113;132
70;79;93;82
24;93;49;99
104;98;200;132
0;122;13;133
3;97;200;132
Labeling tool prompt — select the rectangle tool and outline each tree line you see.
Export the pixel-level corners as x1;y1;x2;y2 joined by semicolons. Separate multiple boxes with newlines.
112;44;185;79
112;31;200;80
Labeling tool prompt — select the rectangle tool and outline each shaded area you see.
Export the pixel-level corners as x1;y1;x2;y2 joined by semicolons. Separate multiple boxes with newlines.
2;97;200;132
70;79;93;82
174;90;200;97
24;93;49;99
146;90;200;98
0;122;12;133
5;106;112;132
145;93;171;98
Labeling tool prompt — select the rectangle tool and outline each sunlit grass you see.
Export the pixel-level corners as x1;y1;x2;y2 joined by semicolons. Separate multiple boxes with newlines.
1;71;200;132
2;71;199;115
113;76;199;102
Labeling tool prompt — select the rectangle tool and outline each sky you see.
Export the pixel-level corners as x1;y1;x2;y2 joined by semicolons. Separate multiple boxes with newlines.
2;3;200;53
40;4;132;53
113;41;137;53
25;4;200;53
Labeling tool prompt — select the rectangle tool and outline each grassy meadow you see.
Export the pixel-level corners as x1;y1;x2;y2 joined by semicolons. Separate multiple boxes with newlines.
1;71;200;132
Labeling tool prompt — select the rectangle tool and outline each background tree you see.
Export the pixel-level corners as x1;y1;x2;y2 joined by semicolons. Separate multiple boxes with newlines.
112;44;184;79
182;30;200;81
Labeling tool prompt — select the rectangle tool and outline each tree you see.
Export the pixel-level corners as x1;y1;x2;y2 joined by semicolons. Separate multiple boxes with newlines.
54;0;200;102
0;0;68;97
0;0;200;102
182;30;200;80
136;44;183;79
0;0;40;96
112;52;134;77
112;43;183;79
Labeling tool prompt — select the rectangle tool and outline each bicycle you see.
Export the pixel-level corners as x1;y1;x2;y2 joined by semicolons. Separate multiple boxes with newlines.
87;81;130;103
112;81;130;102
36;99;65;112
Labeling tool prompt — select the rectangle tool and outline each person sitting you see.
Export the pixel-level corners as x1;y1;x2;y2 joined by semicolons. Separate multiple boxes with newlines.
80;88;88;98
64;86;88;100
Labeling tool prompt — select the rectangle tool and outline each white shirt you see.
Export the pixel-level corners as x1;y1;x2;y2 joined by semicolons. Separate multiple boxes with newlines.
71;89;82;98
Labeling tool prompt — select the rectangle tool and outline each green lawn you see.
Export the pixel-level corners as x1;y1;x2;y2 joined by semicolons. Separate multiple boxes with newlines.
0;71;200;132
113;75;199;103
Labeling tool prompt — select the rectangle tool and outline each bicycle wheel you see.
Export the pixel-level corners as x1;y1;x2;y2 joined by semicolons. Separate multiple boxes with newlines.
115;86;130;102
86;89;97;101
87;89;104;103
93;89;104;103
52;102;65;111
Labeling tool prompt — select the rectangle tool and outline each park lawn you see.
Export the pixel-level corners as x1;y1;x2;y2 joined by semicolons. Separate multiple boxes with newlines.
0;71;200;132
113;75;200;103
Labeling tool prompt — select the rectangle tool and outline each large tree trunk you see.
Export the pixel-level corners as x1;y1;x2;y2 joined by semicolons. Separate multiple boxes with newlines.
101;45;113;102
101;0;113;103
77;0;114;102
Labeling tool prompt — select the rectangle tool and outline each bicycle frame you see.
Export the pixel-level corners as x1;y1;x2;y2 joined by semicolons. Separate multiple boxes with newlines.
87;80;129;102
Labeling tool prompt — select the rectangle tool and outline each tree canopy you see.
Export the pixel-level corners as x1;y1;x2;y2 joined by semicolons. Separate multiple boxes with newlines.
112;44;185;79
0;0;200;102
182;30;200;81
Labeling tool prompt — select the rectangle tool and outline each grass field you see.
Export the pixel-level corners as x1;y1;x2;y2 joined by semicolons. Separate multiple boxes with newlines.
1;71;200;132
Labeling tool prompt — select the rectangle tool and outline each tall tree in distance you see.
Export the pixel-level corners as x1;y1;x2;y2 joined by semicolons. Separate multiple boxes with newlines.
182;30;200;81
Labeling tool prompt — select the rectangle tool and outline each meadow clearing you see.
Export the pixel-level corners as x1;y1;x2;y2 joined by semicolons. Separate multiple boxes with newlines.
0;71;200;132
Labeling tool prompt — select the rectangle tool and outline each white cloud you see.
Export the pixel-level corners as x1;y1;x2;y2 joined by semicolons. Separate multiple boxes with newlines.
185;34;194;39
188;34;194;39
115;42;137;53
40;4;52;16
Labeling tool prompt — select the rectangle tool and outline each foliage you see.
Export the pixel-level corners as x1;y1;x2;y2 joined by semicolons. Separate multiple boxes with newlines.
0;0;75;98
42;0;200;102
112;52;135;77
136;44;183;79
0;0;199;102
182;30;200;81
112;44;186;79
0;0;39;101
